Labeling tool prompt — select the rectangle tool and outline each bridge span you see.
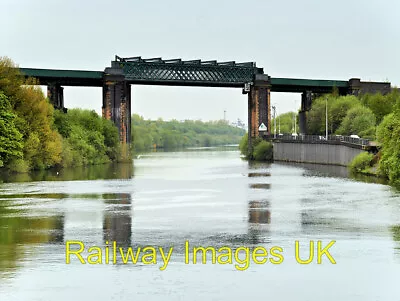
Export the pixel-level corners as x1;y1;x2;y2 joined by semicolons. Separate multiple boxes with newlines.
19;55;392;156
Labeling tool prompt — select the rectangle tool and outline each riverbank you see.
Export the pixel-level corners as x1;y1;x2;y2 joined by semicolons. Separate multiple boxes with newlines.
131;114;245;152
0;58;122;173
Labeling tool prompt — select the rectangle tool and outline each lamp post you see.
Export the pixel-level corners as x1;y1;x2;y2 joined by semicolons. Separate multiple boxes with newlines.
272;105;276;138
278;114;281;135
293;100;298;135
293;112;296;134
325;97;328;140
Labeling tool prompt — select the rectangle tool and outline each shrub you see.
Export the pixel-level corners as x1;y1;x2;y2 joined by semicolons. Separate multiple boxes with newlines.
53;109;121;167
376;112;400;185
349;152;374;173
239;135;248;156
252;140;273;161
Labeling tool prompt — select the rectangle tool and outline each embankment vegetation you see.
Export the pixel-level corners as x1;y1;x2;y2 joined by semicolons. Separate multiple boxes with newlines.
241;88;400;186
304;93;378;139
239;135;273;162
269;88;400;186
53;109;120;167
271;111;299;134
0;57;246;173
0;57;121;173
302;90;399;141
349;152;375;175
131;114;245;152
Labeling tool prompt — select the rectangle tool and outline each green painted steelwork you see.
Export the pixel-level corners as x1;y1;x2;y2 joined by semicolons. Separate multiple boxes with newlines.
18;62;357;93
270;77;349;93
116;56;261;87
20;68;103;79
20;68;104;87
19;66;354;93
271;77;348;88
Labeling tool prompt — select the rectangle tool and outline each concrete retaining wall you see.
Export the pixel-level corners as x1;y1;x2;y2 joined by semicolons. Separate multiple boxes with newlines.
272;142;366;166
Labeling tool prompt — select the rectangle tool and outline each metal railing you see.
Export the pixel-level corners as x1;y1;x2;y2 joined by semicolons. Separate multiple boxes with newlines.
264;133;370;146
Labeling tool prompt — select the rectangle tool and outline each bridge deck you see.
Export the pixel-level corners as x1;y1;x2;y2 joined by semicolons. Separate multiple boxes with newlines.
270;78;349;93
20;68;104;87
19;67;349;92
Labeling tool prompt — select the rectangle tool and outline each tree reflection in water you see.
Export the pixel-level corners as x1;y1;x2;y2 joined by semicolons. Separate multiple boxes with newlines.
0;198;64;278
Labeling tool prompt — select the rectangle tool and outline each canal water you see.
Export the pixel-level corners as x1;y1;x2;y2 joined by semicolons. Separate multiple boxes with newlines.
0;148;399;300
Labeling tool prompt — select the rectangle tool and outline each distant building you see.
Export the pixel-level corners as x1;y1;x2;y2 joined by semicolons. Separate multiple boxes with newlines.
231;118;247;131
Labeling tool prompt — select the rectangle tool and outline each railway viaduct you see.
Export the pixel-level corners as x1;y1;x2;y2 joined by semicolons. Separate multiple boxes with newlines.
19;55;392;156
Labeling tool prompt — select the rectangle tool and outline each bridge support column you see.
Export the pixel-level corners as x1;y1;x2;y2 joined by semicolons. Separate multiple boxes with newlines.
102;72;131;161
248;74;271;154
47;83;65;111
299;91;312;134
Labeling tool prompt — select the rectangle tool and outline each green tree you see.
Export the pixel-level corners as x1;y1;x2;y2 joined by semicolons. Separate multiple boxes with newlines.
131;114;245;152
0;92;23;167
306;95;361;135
360;90;399;124
0;57;122;172
53;109;121;167
0;57;63;171
14;86;63;169
336;106;376;139
271;112;298;134
329;95;360;134
0;57;24;100
376;112;400;186
306;97;327;135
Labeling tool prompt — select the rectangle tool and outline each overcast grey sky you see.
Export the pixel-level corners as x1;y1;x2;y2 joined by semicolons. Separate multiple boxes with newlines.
2;0;399;122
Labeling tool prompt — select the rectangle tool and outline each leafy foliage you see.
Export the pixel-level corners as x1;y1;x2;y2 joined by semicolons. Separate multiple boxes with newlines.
131;114;245;152
306;95;362;135
0;92;23;167
360;90;399;124
239;134;248;156
0;57;121;172
53;109;120;167
349;152;374;173
271;112;298;134
253;140;273;161
336;106;376;139
328;95;361;133
376;112;400;186
14;86;63;169
0;57;24;99
239;135;273;161
0;57;62;171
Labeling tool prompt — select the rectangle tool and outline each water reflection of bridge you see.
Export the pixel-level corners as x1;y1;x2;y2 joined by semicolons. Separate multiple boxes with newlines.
103;193;132;246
